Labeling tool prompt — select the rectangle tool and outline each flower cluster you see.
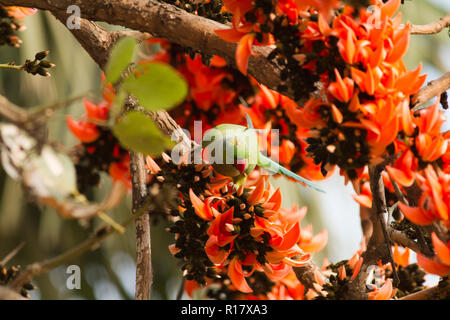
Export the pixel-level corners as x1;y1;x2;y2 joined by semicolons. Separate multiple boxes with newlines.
148;153;328;297
210;0;441;181
66;77;131;191
199;0;450;281
143;38;330;181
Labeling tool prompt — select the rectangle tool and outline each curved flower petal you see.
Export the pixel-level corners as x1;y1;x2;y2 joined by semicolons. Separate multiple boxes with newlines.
228;257;253;293
431;232;450;265
66;115;99;143
398;202;435;226
189;188;213;221
417;254;450;276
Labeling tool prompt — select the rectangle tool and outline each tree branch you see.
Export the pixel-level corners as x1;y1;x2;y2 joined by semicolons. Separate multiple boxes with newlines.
0;286;26;300
130;152;152;300
9;202;152;292
399;285;438;300
410;13;450;35
412;71;450;109
0;0;287;99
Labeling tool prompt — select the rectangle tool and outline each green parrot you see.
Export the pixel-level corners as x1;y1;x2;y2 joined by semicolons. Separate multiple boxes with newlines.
202;114;324;193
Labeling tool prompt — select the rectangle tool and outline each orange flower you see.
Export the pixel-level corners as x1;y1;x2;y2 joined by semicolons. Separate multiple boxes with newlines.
398;165;449;225
431;232;450;266
328;69;354;103
109;155;131;188
414;100;448;162
298;225;328;253
367;278;396;300
393;244;410;268
66;115;100;143
5;6;37;20
235;33;256;75
386;149;417;187
284;97;325;129
417;253;450;277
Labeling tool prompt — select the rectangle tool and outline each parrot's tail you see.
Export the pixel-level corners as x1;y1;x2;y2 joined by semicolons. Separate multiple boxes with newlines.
258;154;325;193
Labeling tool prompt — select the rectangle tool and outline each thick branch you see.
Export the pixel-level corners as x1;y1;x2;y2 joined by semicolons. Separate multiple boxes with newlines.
130;152;152;300
0;0;286;98
51;12;150;69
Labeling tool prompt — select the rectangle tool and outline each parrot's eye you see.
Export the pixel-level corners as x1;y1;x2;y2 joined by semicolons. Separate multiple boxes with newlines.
234;159;247;174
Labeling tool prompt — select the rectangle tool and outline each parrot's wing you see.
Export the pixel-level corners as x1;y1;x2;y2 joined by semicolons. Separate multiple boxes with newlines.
258;154;325;193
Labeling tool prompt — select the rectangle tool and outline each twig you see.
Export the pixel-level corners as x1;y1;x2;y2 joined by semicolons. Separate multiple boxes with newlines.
412;72;450;109
387;173;433;256
0;242;25;266
0;63;22;71
293;261;320;291
0;286;26;300
368;165;399;285
8;194;154;292
176;278;185;300
387;227;423;255
410;13;450;35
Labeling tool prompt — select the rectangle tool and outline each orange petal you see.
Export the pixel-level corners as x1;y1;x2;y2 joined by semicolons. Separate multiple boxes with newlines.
210;55;227;67
398;202;435;225
214;28;245;43
168;243;180;255
66;115;99;143
395;63;422;95
330;104;343;124
228;257;253;293
352;194;372;208
145;156;161;174
338;265;347;281
350;257;364;280
381;0;401;19
278;222;301;251
300;229;328;253
189;188;212;220
393;244;410;267
386;165;414;187
417;254;450;276
400;99;415;136
268;188;282;212
431;232;450;265
373;279;393;300
386;24;410;63
235;33;255;75
247;177;266;205
205;235;230;265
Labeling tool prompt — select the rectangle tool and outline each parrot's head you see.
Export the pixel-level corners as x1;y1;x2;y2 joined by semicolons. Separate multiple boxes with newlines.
201;123;258;179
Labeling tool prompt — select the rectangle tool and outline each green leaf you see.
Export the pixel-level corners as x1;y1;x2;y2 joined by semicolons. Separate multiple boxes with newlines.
108;88;127;126
112;111;174;155
105;37;137;84
123;62;188;111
